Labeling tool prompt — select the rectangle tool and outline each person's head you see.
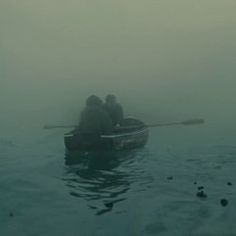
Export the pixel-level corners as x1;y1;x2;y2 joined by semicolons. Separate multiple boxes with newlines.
105;94;116;105
86;95;103;107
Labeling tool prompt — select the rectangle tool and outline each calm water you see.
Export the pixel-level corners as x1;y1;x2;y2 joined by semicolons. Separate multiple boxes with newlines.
1;124;236;236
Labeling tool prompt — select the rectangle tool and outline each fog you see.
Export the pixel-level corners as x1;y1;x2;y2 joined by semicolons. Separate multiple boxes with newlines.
1;0;236;137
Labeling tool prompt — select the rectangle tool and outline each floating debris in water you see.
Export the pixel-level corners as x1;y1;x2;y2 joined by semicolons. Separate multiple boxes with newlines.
197;186;204;190
88;205;97;210
167;176;173;180
220;199;229;207
227;182;233;186
194;181;197;185
104;202;113;208
9;212;14;217
196;191;207;199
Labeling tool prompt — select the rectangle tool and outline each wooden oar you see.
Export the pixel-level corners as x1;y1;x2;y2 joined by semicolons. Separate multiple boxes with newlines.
147;118;205;128
43;118;204;130
43;124;76;129
115;118;205;130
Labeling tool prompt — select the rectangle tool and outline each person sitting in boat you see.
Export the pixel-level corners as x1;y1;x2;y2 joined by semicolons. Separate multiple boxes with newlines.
78;95;113;135
103;94;124;126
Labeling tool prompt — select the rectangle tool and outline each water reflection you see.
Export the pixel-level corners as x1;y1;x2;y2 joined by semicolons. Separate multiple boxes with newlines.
63;149;148;215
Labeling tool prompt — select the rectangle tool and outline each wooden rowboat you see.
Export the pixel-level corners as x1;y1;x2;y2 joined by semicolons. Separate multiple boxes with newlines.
64;118;149;151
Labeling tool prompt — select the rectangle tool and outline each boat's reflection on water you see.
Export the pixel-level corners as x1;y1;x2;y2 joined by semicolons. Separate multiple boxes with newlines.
63;149;147;215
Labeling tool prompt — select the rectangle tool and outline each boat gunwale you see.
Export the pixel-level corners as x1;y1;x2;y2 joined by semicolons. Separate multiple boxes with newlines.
101;127;148;139
64;127;149;139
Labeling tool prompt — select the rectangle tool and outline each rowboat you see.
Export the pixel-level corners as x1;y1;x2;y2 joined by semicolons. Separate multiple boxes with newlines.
64;118;149;151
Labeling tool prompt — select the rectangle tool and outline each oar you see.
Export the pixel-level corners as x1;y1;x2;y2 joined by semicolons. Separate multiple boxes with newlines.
115;118;205;130
43;118;204;130
43;124;76;129
147;118;205;128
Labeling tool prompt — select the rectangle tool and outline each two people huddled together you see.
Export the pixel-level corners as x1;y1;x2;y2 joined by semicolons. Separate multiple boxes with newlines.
78;94;124;135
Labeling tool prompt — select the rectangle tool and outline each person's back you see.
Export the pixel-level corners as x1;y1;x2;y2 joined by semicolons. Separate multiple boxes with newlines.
103;94;124;126
78;95;113;135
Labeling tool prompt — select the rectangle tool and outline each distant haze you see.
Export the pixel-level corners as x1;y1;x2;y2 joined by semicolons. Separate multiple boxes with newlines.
1;0;236;135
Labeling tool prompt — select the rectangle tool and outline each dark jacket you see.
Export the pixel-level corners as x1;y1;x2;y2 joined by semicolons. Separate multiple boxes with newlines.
103;103;124;126
78;106;113;135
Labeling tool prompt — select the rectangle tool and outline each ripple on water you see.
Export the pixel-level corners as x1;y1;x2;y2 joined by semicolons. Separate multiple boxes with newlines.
62;149;154;215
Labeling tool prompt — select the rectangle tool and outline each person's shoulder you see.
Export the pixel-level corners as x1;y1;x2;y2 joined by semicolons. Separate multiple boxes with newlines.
116;103;123;109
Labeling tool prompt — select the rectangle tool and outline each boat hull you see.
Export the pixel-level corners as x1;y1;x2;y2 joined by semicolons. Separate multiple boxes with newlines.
64;118;149;151
101;127;148;150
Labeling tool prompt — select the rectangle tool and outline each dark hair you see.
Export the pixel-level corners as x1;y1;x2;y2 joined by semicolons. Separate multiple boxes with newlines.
86;95;103;107
105;94;116;102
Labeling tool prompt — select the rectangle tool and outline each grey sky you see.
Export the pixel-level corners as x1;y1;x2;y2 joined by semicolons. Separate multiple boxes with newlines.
1;0;236;127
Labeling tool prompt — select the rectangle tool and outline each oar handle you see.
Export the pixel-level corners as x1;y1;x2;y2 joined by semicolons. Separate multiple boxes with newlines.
43;125;76;129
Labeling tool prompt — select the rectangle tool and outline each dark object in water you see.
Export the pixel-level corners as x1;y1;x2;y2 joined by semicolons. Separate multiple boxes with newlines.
9;212;14;217
220;199;229;207
104;202;114;208
167;176;173;180
197;186;204;190
64;118;149;151
227;182;233;186
194;181;197;185
196;191;207;199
